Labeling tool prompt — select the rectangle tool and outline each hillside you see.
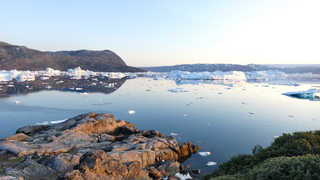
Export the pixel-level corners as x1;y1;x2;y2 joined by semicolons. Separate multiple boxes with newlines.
0;41;144;72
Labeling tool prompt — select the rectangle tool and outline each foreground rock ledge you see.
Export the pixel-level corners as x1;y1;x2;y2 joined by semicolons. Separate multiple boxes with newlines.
0;112;199;180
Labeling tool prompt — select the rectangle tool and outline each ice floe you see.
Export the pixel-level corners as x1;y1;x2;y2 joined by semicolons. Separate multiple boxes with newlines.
0;67;130;82
283;89;320;101
168;88;188;93
128;110;136;115
169;132;179;136
206;161;217;166
175;173;192;180
1;67;320;85
0;70;35;82
167;70;247;81
245;70;287;81
198;152;211;157
164;70;294;82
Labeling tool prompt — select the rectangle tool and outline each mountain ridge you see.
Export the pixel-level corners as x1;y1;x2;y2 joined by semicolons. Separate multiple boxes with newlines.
0;41;144;72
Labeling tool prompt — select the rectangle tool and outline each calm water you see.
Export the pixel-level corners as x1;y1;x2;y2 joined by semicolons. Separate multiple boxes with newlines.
1;78;319;174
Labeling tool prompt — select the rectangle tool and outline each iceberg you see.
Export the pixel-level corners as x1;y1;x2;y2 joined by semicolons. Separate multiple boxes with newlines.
206;161;217;166
283;89;320;101
0;71;11;81
198;152;211;157
175;173;192;180
167;70;247;81
245;70;287;81
168;88;188;93
164;70;294;83
169;132;179;136
0;70;34;82
0;67;133;83
128;110;135;115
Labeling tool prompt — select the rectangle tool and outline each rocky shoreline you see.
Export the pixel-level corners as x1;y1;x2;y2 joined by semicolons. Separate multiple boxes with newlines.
0;113;199;180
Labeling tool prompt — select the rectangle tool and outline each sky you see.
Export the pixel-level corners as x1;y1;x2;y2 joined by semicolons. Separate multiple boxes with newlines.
1;0;320;66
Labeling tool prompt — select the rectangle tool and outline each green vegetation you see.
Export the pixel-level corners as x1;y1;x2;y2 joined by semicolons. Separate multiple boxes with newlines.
204;131;320;180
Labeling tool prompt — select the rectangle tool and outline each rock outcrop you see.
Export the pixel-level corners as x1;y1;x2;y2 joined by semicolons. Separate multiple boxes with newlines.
0;113;199;180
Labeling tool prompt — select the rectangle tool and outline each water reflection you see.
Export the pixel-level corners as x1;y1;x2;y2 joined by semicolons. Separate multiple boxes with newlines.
0;76;127;98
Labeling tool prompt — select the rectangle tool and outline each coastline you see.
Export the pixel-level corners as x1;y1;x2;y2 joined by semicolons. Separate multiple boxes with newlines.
0;112;199;180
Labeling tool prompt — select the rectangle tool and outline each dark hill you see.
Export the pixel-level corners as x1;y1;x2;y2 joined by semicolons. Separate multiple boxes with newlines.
0;41;143;72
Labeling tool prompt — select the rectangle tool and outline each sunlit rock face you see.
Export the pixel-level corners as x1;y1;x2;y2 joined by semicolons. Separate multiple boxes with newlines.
0;112;199;180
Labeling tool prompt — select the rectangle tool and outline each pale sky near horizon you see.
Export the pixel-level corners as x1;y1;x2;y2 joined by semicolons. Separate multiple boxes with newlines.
1;0;320;66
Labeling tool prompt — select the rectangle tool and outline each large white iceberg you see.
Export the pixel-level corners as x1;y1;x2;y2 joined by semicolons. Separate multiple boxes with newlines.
0;67;130;82
0;71;11;81
245;70;287;81
165;70;290;82
0;70;35;82
283;89;320;101
167;71;247;81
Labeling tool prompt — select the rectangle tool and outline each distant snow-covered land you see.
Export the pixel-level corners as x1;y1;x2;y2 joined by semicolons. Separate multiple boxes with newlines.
1;67;320;83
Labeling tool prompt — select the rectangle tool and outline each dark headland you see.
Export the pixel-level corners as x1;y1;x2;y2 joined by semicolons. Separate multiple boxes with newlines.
0;41;144;72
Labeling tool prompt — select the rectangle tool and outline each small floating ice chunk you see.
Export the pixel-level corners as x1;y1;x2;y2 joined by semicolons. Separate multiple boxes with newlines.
14;100;20;104
206;161;217;166
283;89;320;101
198;152;211;157
288;115;294;118
170;132;179;136
168;88;188;93
40;76;50;80
128;110;135;115
248;112;255;115
175;173;192;180
183;114;188;117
